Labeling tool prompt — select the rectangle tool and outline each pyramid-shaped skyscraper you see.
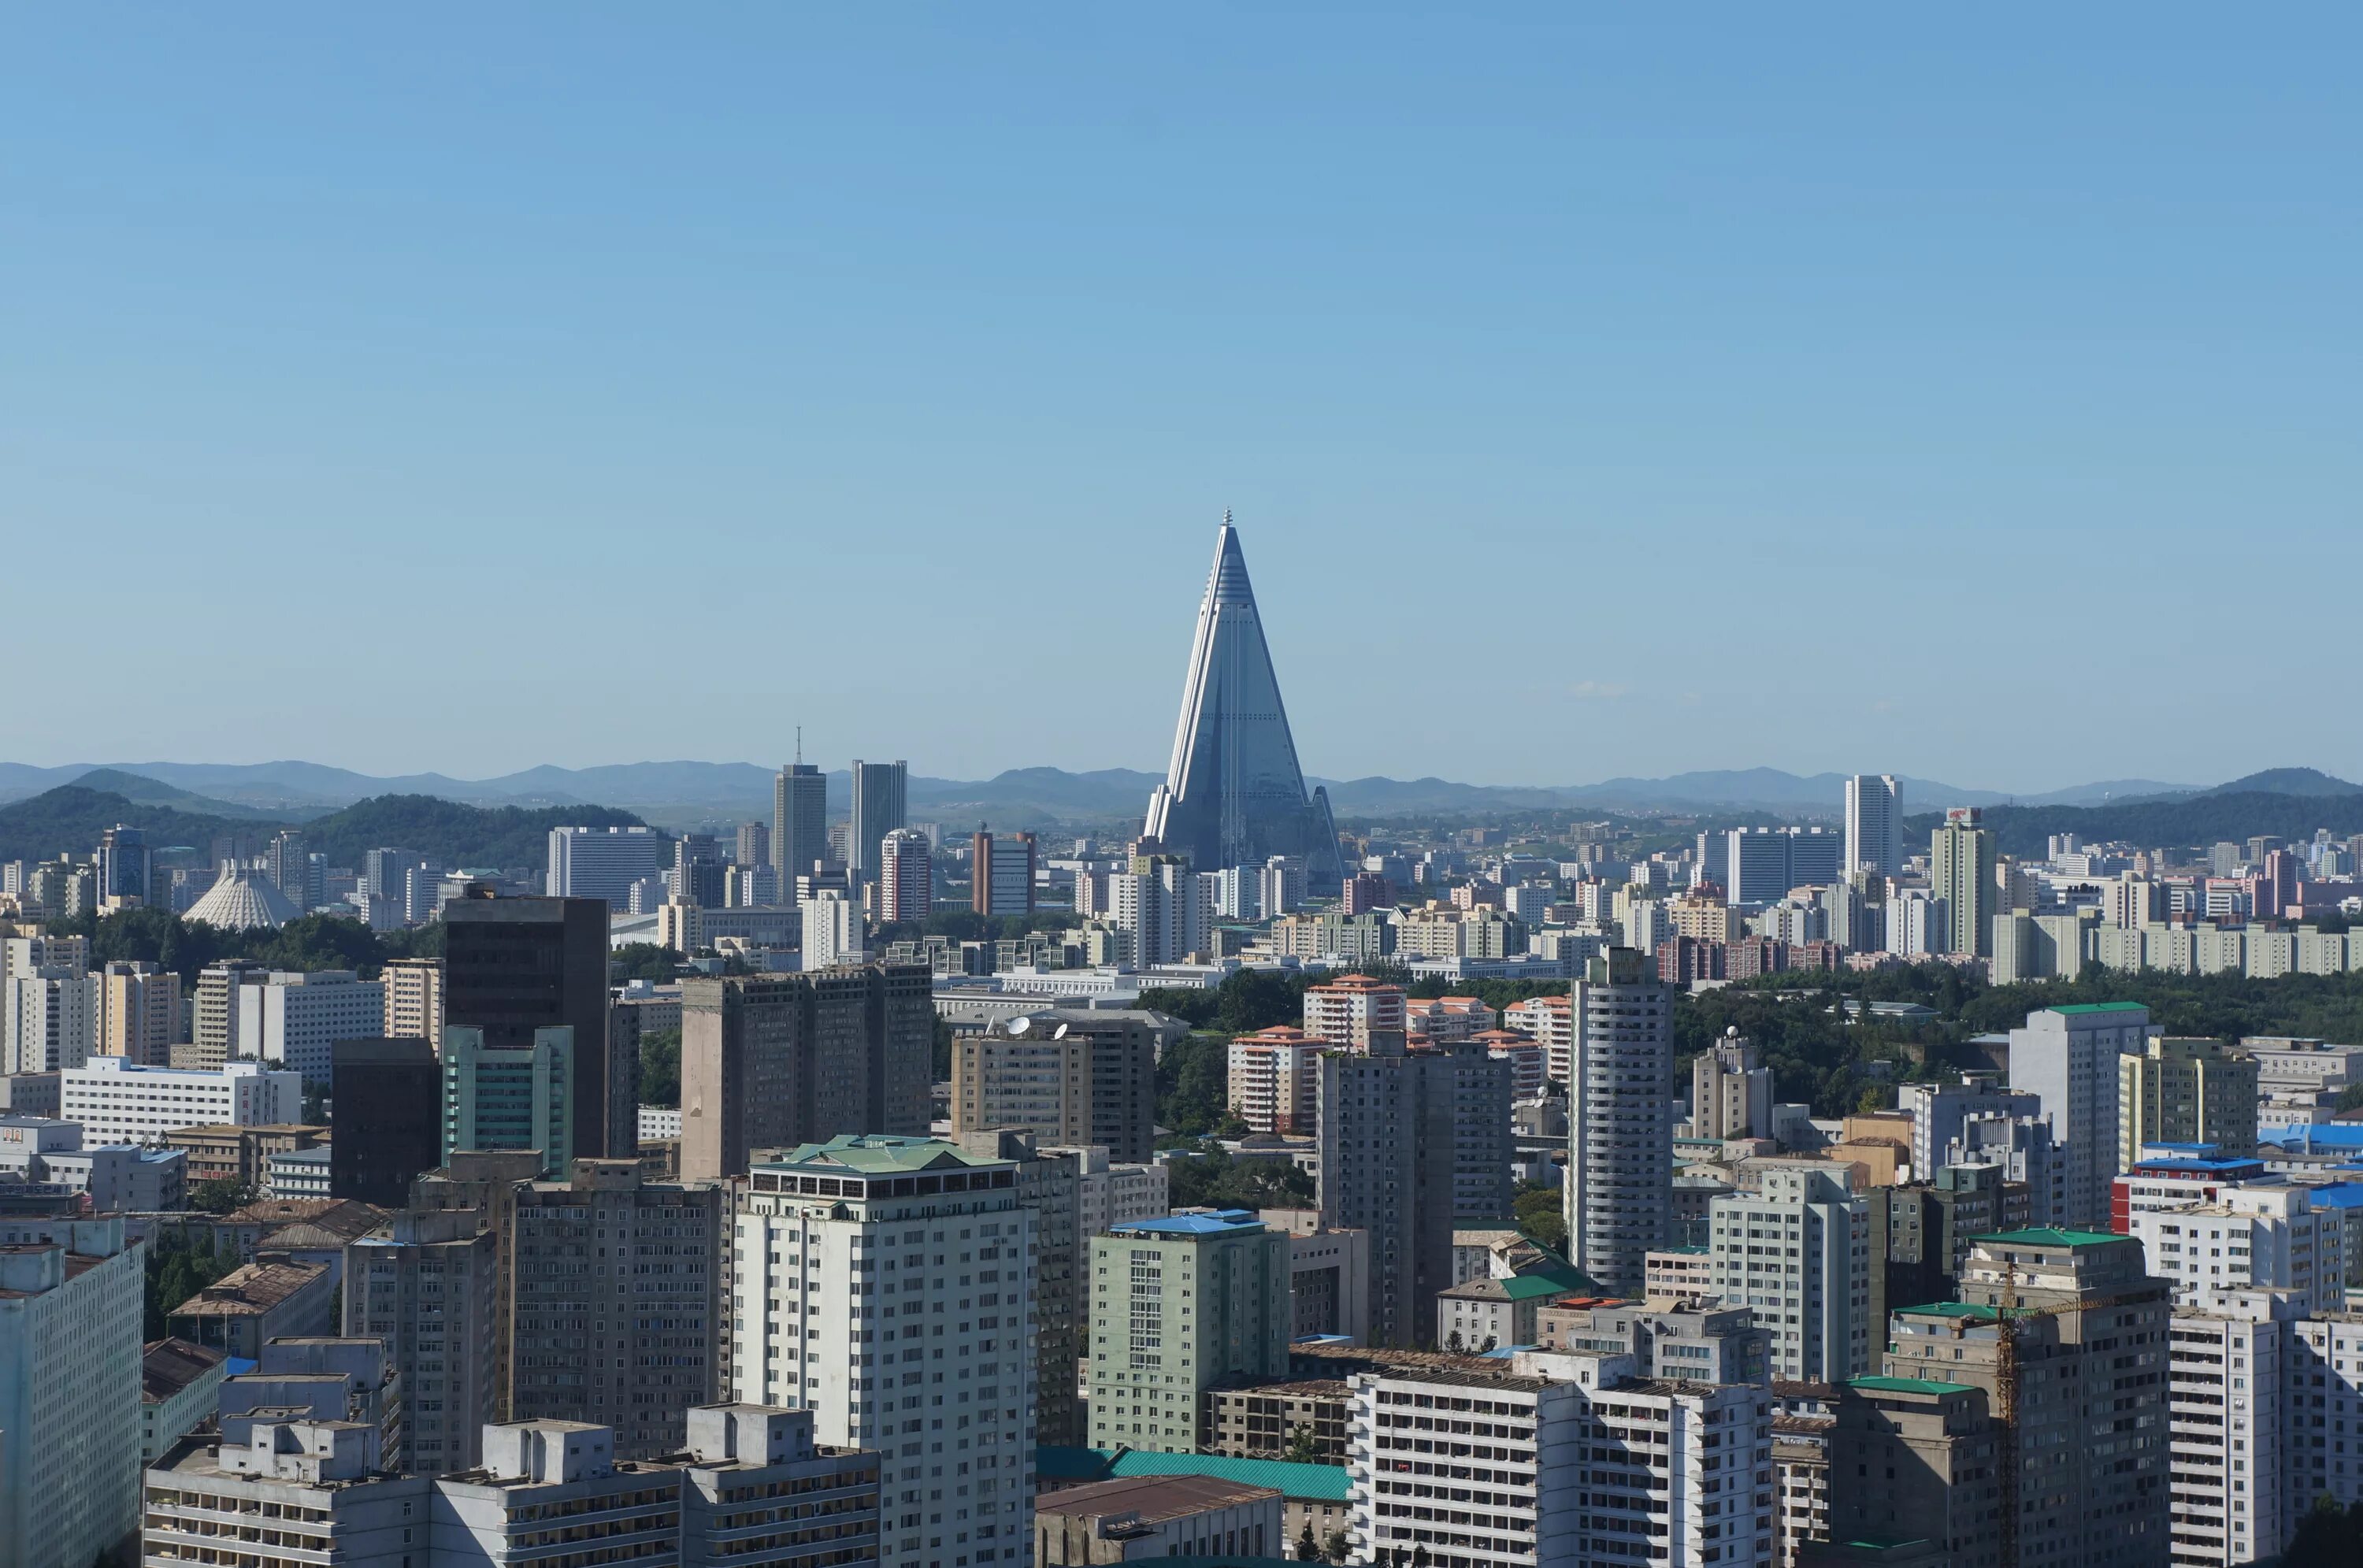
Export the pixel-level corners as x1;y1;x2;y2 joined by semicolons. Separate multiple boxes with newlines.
1142;521;1346;887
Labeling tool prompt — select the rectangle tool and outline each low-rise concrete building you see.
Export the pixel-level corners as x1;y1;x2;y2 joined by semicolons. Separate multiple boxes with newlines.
167;1256;336;1359
141;1336;229;1465
1203;1379;1352;1462
1036;1473;1284;1566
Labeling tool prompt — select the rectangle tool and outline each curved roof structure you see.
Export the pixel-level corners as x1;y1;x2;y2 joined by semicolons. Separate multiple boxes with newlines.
184;864;299;930
1141;520;1345;885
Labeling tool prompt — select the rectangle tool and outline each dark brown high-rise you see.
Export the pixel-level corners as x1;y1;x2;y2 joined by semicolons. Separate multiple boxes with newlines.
677;962;934;1182
330;1037;442;1206
441;888;629;1160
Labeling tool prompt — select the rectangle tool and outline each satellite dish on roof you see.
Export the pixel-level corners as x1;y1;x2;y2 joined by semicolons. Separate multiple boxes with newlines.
1007;1016;1032;1035
1053;1022;1070;1040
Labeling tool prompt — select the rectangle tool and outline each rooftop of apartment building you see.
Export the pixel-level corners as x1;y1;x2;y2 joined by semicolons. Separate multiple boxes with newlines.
224;1198;388;1242
143;1337;228;1402
169;1259;327;1318
1113;1209;1264;1239
1037;1448;1351;1503
1037;1473;1283;1529
757;1132;1009;1177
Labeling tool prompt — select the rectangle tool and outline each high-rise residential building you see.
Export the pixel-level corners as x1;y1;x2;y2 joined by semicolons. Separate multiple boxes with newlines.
443;888;629;1162
1501;995;1574;1088
507;1158;722;1457
345;1207;501;1473
1140;522;1345;886
1059;1144;1171;1237
2127;1186;2343;1313
850;758;910;888
1227;1025;1323;1136
1318;1036;1514;1348
2009;1002;2147;1228
442;1025;573;1178
0;1216;145;1568
736;818;771;869
951;1010;1157;1164
61;1055;303;1146
731;1134;1036;1568
801;888;864;967
1722;826;1844;905
2162;1288;2298;1568
1823;1377;2000;1568
98;823;150;903
1897;1076;2042;1184
1929;807;1998;957
879;827;933;923
380;955;443;1043
236;969;388;1087
1345;1353;1774;1568
972;829;1037;917
1301;973;1409;1049
1258;855;1308;919
2118;1034;2258;1164
677;965;936;1182
673;832;727;908
1087;1210;1290;1453
98;959;179;1065
265;828;319;912
543;823;666;903
1708;1162;1871;1384
1886;1229;2171;1568
331;1037;443;1206
956;1131;1085;1445
1883;888;1949;958
1842;774;1902;879
1107;854;1214;966
773;762;830;902
1690;1028;1773;1140
4;965;98;1074
1564;947;1673;1296
362;845;422;900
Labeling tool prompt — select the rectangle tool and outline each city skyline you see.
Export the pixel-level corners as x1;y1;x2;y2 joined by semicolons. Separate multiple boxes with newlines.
6;11;2357;783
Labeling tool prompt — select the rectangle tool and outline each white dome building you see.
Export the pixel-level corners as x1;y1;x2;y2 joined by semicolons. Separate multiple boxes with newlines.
184;863;300;931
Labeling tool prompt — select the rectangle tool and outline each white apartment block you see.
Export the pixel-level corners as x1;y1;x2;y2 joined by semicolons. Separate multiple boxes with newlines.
1302;976;1408;1049
1345;1355;1773;1568
1227;1029;1323;1136
99;960;180;1065
144;1407;878;1568
1053;1145;1169;1237
238;969;388;1086
62;1055;304;1147
2009;1003;2148;1228
1708;1164;1870;1385
381;957;444;1044
732;1134;1036;1568
2131;1187;2345;1314
1565;948;1673;1298
0;1217;146;1568
4;966;98;1074
545;823;666;902
1501;995;1572;1088
2168;1288;2300;1568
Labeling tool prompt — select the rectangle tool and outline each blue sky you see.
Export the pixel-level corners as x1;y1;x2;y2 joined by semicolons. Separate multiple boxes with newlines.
4;6;2355;790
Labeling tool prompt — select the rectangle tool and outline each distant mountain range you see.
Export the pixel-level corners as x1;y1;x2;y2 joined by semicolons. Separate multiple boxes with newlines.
2;759;2350;830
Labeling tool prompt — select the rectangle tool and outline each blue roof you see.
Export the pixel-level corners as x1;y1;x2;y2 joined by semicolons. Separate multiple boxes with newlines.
1111;1209;1263;1237
2306;1184;2363;1210
2265;1126;2363;1148
1035;1447;1350;1502
2131;1158;2265;1175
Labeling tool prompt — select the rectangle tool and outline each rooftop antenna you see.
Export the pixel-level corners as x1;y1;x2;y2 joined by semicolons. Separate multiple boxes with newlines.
796;726;803;766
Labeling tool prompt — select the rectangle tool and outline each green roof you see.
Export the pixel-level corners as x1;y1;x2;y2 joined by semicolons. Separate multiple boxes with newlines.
1047;1447;1351;1502
1500;1274;1575;1301
755;1134;1003;1175
1894;1301;2038;1322
1972;1227;2126;1248
2048;1002;2147;1015
1849;1375;1973;1396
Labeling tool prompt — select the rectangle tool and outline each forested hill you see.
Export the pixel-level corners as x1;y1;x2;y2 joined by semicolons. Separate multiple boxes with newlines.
1905;788;2363;858
0;781;653;869
299;794;651;869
